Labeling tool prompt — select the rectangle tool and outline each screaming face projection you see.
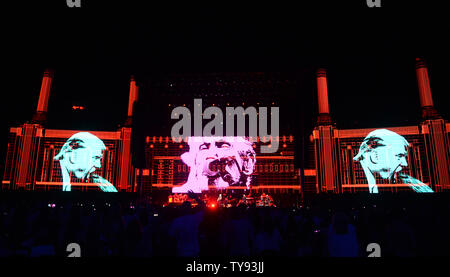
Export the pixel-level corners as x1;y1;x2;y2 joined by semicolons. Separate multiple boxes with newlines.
353;129;433;193
54;132;117;192
172;136;256;193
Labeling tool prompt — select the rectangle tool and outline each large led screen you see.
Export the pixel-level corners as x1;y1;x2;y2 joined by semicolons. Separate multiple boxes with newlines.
349;129;433;193
172;136;256;193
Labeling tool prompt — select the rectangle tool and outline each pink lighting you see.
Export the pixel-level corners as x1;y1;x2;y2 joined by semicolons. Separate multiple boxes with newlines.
36;69;53;113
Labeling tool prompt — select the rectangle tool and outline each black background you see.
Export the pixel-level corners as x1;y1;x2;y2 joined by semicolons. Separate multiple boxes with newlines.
1;1;449;171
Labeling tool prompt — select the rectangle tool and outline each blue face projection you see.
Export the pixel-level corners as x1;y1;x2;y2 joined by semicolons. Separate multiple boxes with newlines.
353;129;433;193
54;132;117;192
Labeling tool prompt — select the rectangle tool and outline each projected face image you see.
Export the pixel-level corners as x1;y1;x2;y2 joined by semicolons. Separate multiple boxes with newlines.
54;132;117;192
353;129;433;193
172;137;256;193
67;144;103;179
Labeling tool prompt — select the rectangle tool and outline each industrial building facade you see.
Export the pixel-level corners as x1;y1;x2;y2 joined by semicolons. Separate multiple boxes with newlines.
2;59;449;194
309;59;450;193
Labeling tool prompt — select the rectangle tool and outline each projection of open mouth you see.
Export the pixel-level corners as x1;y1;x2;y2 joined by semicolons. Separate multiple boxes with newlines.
204;157;241;186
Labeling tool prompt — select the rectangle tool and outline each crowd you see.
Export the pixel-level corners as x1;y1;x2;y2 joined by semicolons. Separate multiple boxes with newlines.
1;194;449;257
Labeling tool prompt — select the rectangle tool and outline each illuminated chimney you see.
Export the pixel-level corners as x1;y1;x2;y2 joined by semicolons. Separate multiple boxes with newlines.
316;68;332;125
125;75;139;126
32;69;53;123
416;58;440;119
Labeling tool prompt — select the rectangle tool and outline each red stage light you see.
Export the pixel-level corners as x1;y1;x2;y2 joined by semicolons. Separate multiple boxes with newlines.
72;105;85;110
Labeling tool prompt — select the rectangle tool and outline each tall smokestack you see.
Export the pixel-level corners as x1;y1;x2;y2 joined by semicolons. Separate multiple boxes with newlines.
316;68;332;125
125;75;139;126
415;58;440;119
32;69;53;123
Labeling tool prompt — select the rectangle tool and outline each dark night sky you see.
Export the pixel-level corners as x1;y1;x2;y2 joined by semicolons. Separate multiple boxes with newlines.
1;1;449;168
